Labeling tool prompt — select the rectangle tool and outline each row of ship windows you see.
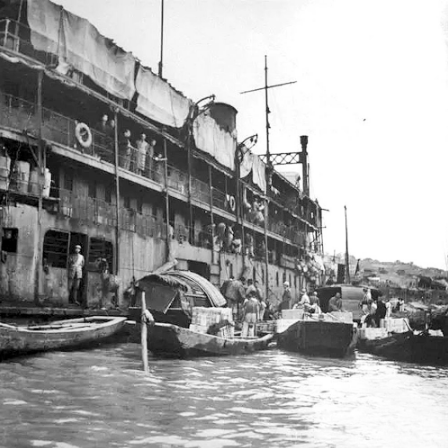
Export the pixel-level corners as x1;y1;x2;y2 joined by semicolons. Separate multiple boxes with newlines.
2;227;298;288
0;227;113;273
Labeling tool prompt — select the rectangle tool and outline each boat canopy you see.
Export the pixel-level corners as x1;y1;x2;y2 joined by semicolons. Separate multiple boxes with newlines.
136;273;189;291
166;271;227;308
135;270;226;313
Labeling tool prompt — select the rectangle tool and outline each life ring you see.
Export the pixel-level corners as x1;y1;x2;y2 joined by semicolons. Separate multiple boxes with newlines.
75;122;93;149
227;195;236;212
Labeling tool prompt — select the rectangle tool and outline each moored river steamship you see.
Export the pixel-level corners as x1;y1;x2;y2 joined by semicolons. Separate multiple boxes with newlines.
0;0;324;311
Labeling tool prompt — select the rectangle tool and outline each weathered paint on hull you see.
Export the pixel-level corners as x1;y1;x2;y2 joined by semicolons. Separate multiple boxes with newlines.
0;316;127;359
277;320;355;358
147;322;274;358
358;331;448;365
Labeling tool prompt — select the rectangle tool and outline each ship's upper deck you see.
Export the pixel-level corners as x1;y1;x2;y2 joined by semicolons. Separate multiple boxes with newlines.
0;0;322;249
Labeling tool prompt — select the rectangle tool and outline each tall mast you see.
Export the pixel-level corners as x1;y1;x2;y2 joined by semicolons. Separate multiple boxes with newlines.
264;55;270;167
158;0;164;78
240;56;296;173
240;57;297;302
344;205;350;284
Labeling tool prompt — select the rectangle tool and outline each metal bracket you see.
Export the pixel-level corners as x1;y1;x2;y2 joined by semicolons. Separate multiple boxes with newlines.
259;151;304;166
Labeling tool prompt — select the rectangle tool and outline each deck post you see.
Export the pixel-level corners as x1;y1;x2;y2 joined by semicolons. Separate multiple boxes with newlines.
34;69;44;305
263;197;269;304
113;108;120;275
4;19;9;47
141;291;149;373
163;136;171;261
208;165;215;264
187;134;194;244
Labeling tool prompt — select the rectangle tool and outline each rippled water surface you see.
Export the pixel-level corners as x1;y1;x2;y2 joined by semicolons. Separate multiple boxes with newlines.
1;344;448;448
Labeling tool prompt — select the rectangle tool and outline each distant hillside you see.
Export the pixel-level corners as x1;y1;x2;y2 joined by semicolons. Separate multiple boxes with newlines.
326;254;447;288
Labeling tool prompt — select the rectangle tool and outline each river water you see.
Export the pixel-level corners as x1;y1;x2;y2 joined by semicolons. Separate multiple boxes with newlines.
1;344;448;448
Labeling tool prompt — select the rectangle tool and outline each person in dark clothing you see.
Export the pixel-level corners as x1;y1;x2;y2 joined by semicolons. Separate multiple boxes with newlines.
374;298;387;327
220;276;234;297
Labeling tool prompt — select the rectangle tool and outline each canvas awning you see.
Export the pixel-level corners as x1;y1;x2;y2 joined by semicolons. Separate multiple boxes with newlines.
27;0;136;100
239;147;267;193
193;113;235;171
135;65;191;128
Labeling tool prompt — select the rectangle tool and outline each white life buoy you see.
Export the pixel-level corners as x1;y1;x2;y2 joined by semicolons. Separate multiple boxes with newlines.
229;195;236;212
75;122;93;149
226;194;236;212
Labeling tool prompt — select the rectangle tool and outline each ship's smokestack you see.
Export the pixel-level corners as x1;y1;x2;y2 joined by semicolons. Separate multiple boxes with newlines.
300;135;309;196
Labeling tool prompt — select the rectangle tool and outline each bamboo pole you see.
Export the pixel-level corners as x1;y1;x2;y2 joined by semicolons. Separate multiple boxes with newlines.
141;291;149;373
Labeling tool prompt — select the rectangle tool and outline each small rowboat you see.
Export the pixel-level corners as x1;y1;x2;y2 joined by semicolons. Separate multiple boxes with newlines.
0;316;127;359
145;322;274;358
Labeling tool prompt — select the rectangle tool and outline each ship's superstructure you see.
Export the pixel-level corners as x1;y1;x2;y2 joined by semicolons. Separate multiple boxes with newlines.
0;0;324;309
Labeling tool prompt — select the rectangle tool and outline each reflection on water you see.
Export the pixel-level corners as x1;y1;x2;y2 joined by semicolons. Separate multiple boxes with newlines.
1;345;448;448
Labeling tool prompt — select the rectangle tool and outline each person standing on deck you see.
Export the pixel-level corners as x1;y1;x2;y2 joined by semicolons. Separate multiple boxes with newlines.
225;225;234;252
225;276;246;320
147;139;156;177
106;119;116;159
254;280;263;301
220;275;234;297
98;114;108;134
245;278;256;297
299;288;310;307
135;133;149;176
257;285;267;321
215;222;226;251
279;281;292;312
304;291;322;314
360;288;372;316
385;297;392;318
245;232;254;257
68;245;85;306
374;297;387;327
119;129;132;170
328;292;343;312
220;275;234;309
153;151;166;183
242;290;260;337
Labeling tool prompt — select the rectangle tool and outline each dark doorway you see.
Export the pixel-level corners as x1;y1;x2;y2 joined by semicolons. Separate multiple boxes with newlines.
188;260;210;280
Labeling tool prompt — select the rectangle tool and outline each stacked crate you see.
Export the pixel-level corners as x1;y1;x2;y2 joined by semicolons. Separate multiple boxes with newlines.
189;307;234;338
385;317;409;333
281;309;304;320
276;309;304;334
359;327;388;340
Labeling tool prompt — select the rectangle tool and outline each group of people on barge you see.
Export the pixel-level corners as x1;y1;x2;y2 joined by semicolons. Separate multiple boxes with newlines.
220;276;273;337
359;287;390;328
220;276;348;337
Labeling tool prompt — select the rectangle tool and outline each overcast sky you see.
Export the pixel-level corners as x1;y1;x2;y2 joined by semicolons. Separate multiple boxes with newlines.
54;0;448;270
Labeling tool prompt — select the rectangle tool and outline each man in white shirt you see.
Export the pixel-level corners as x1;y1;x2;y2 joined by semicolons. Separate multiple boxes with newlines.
299;288;310;306
68;244;85;305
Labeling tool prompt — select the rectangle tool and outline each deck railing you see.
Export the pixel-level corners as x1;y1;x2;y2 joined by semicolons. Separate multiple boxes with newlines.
0;89;234;211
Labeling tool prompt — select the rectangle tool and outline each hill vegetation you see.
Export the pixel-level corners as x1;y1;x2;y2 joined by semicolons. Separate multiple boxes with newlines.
330;255;447;289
